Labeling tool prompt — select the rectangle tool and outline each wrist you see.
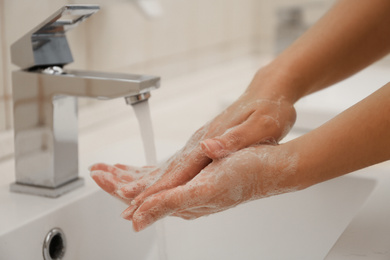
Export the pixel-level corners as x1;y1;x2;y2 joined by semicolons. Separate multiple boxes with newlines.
246;62;307;104
278;140;316;191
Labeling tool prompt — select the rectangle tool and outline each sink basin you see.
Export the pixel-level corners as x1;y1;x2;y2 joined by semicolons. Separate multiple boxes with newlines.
0;190;160;260
163;174;376;260
0;136;377;260
0;138;177;260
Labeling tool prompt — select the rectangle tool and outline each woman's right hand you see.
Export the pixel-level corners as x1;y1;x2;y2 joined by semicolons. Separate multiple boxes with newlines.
90;67;297;212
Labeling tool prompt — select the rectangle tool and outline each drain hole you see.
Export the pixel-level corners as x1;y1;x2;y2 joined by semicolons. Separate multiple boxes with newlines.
43;228;66;260
49;234;64;259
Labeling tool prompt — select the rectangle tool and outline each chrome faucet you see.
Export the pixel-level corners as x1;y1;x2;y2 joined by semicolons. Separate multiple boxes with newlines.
10;5;160;197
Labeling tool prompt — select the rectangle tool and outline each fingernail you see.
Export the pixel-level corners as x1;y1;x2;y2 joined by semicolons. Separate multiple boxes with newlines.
121;206;137;220
88;163;104;171
116;188;126;200
132;215;151;232
90;170;102;178
201;139;224;153
90;171;117;193
134;222;148;232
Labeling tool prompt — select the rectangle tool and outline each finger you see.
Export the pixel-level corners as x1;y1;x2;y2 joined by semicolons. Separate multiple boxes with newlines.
172;205;229;220
90;170;124;196
92;163;156;185
117;183;146;201
171;206;216;220
114;164;139;172
89;163;132;181
201;113;280;159
89;162;111;172
114;164;157;172
117;169;161;200
171;211;200;220
90;165;161;202
114;164;154;171
126;185;199;232
128;147;211;215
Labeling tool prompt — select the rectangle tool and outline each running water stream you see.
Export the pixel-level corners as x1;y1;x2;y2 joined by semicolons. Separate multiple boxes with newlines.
133;100;157;166
132;100;168;260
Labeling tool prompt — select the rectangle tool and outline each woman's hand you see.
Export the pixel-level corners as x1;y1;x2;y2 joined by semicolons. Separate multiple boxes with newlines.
90;71;297;215
90;163;160;204
121;144;301;232
200;86;297;159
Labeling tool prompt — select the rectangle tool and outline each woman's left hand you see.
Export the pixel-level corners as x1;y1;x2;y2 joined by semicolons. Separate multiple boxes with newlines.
121;144;301;232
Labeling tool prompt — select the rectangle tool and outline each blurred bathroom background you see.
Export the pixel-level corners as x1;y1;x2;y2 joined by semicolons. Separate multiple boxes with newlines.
2;0;386;162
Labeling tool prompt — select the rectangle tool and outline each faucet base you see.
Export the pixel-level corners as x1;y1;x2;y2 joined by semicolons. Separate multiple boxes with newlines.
10;178;84;198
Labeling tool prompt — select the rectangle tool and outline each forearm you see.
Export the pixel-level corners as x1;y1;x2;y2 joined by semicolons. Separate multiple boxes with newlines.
250;0;390;103
287;83;390;188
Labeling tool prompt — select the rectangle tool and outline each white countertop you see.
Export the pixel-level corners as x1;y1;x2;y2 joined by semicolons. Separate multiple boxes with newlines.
1;55;390;259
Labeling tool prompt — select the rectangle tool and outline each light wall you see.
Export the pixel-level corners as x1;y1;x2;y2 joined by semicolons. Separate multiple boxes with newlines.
0;0;332;132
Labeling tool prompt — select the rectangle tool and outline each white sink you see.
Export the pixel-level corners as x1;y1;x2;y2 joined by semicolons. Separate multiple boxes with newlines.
0;138;177;260
163;174;376;260
0;137;378;260
0;190;160;260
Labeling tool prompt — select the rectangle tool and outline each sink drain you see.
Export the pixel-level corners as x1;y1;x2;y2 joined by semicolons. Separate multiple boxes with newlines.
43;228;66;260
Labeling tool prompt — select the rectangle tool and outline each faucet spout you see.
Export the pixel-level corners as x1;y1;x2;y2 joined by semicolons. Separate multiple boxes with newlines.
23;67;160;100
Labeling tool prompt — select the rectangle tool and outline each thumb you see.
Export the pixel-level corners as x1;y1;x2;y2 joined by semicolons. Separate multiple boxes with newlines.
201;115;279;159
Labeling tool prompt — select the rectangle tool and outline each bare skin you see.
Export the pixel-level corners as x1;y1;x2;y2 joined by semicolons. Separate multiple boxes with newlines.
90;0;390;231
92;83;390;231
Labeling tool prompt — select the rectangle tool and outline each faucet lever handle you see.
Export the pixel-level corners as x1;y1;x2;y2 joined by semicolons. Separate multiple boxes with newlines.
11;5;100;70
34;5;100;35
